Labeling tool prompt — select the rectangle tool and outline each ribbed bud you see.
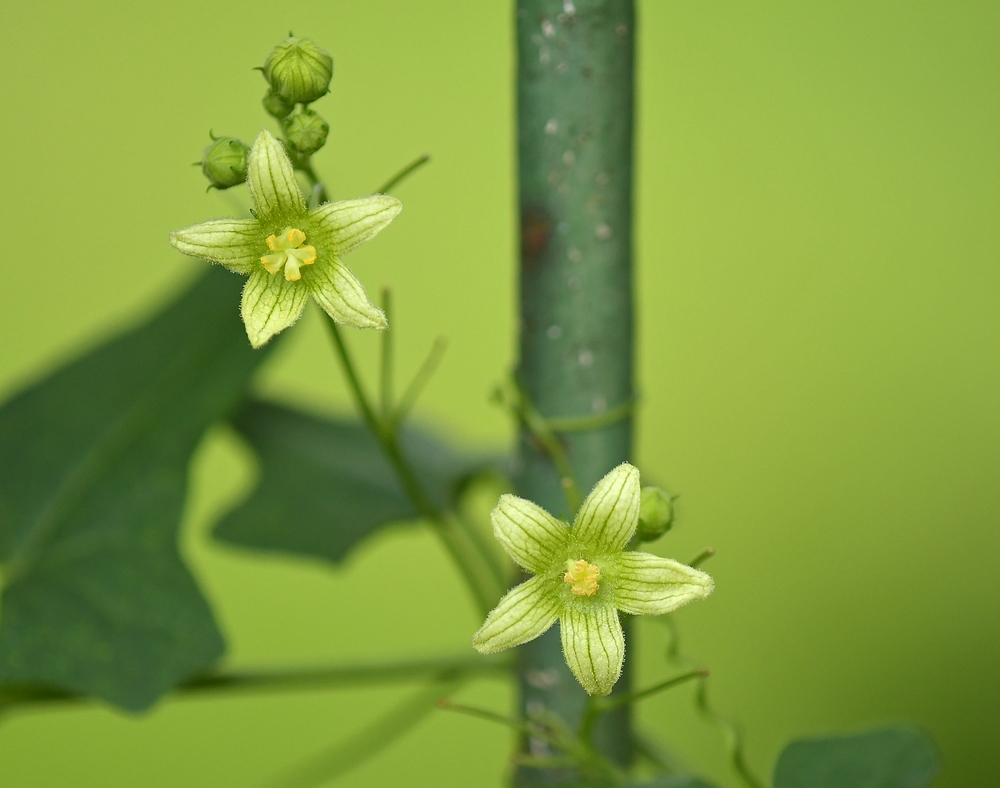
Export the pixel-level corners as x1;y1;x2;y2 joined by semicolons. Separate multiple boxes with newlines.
262;88;294;120
262;37;333;105
636;487;674;542
201;136;249;189
282;107;329;155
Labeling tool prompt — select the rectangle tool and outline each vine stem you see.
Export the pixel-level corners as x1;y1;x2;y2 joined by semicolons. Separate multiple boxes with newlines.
322;316;500;615
578;670;707;746
297;159;329;204
0;655;509;714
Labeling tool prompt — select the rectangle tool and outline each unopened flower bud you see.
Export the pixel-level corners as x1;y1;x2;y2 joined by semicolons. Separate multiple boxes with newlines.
263;37;333;105
282;107;329;155
262;88;294;120
636;487;674;542
201;136;249;189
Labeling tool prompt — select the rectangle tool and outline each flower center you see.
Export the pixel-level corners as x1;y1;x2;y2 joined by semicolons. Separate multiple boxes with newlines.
564;559;600;597
261;227;317;281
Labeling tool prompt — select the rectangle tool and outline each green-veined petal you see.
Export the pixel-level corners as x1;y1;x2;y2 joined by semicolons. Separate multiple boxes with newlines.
240;269;309;347
472;575;560;655
560;603;624;696
613;552;714;616
306;258;386;330
168;218;261;274
308;195;402;256
572;463;640;552
247;129;306;220
491;494;570;572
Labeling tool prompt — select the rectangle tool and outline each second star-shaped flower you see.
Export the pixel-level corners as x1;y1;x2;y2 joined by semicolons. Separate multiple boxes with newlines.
473;463;714;696
170;129;401;347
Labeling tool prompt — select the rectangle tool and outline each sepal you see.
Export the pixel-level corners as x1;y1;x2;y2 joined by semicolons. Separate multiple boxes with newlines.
572;463;641;552
307;259;386;330
490;494;569;573
472;575;560;654
241;269;309;347
246;129;306;220
308;195;403;255
613;551;714;616
169;219;261;274
560;604;625;696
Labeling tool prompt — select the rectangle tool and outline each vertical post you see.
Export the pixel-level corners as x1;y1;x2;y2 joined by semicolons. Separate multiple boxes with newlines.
514;0;636;783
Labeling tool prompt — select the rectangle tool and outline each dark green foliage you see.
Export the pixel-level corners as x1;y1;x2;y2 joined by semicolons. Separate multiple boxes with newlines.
634;777;718;788
773;727;939;788
215;399;498;564
0;268;268;712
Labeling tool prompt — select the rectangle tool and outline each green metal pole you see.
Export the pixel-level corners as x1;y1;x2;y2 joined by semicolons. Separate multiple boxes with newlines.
514;0;636;783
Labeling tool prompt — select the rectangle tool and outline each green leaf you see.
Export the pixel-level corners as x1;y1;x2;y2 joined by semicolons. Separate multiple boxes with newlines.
634;777;718;788
773;727;939;788
0;268;269;712
214;399;499;563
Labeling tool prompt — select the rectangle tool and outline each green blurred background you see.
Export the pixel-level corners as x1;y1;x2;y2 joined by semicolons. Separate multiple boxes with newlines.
0;1;996;785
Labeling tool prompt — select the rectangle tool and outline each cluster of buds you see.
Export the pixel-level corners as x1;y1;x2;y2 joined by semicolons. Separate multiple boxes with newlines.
262;37;333;156
199;36;334;190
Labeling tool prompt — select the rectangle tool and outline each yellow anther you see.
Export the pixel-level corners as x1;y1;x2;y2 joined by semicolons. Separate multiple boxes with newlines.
260;227;316;281
564;559;600;597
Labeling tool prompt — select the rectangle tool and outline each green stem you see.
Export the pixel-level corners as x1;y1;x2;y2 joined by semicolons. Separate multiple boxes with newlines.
322;316;498;614
263;675;464;788
379;288;394;420
579;670;705;746
0;655;509;714
508;380;582;514
376;154;431;194
392;336;448;428
689;548;716;569
438;701;624;784
297;158;329;204
661;616;765;788
514;1;637;781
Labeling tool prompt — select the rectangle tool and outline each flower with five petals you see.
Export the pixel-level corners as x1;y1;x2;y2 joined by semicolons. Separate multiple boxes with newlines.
170;129;401;347
473;463;714;696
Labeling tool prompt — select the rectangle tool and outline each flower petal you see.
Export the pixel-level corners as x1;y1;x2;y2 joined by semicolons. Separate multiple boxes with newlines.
247;129;306;220
572;463;640;552
472;575;560;655
169;218;261;274
240;269;309;347
490;494;570;572
306;258;386;330
560;603;624;696
308;195;403;256
613;551;714;616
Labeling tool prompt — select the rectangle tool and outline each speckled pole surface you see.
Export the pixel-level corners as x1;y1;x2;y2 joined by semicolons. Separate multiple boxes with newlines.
514;0;636;783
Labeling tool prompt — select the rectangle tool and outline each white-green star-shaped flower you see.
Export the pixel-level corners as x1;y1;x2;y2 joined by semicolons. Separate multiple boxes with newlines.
170;129;401;347
473;463;714;696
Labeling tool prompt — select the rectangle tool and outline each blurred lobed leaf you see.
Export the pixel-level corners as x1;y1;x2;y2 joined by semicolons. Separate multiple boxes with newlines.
0;268;269;712
773;727;939;788
632;777;718;788
214;399;505;564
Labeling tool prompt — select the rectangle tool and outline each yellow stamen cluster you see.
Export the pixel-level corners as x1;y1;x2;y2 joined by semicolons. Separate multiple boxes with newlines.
564;559;600;597
261;227;317;281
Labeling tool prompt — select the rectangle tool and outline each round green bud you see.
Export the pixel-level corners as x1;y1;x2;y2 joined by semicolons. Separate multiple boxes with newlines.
263;37;333;105
282;107;329;155
201;136;249;189
636;486;674;542
262;88;294;120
